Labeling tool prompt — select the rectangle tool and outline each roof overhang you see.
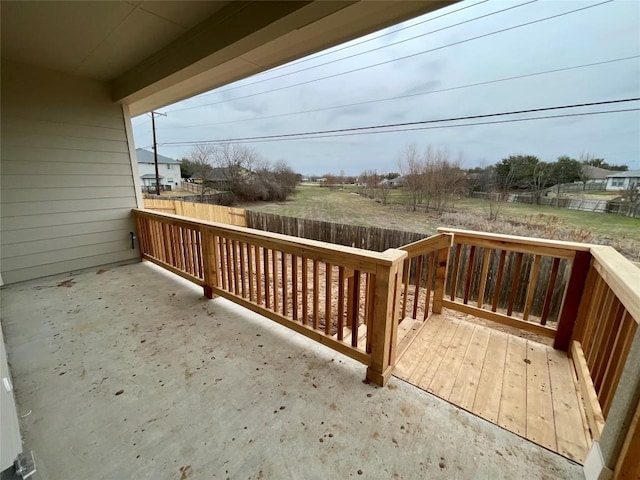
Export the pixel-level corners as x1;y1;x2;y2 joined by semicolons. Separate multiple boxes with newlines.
1;1;457;116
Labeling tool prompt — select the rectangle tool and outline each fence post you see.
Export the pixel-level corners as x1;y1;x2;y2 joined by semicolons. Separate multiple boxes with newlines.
432;246;450;314
366;249;407;386
201;228;219;299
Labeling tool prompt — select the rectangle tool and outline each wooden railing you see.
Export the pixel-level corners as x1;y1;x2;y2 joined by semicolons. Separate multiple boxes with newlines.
135;210;639;438
570;245;639;440
134;209;406;386
399;233;452;321
433;228;639;445
435;228;593;339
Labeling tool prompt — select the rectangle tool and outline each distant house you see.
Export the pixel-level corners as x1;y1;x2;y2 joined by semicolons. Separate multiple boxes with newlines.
136;149;181;189
389;176;405;187
605;170;640;191
582;165;616;181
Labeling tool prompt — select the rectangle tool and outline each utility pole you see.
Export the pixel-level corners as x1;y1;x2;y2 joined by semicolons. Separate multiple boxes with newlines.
151;111;166;196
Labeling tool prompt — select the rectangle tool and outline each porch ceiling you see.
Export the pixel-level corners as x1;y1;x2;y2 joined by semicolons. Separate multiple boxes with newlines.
0;1;456;116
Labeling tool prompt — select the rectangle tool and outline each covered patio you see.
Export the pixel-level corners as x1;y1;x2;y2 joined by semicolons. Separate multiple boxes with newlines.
1;262;582;479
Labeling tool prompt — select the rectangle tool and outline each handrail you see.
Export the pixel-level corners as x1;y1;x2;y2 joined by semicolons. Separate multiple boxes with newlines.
436;228;594;252
589;245;640;324
401;233;452;256
135;209;402;270
133;208;406;386
398;233;452;320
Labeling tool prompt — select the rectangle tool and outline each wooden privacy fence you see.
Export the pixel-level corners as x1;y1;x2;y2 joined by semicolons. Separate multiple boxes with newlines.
134;209;407;386
246;211;425;251
143;199;246;227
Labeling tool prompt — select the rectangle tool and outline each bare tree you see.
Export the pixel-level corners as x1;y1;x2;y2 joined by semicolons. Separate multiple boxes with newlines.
378;173;392;205
424;147;467;215
621;179;640;217
398;143;424;211
531;161;552;204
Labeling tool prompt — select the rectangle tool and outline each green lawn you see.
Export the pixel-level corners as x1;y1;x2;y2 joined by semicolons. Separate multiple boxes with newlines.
243;185;640;260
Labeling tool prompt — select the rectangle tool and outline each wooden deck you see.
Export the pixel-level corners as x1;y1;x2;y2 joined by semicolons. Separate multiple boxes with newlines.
394;314;592;463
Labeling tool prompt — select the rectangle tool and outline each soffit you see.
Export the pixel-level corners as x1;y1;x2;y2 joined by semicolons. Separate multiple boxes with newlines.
0;0;229;81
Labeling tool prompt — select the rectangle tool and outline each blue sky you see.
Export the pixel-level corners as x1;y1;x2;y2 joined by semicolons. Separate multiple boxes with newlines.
132;0;640;175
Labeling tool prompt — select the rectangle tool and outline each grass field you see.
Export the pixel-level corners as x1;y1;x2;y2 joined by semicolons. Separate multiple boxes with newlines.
244;185;640;260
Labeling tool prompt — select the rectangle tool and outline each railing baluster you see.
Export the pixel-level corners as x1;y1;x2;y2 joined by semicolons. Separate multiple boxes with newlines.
592;301;624;388
522;255;541;321
463;245;476;304
255;245;262;305
302;257;308;325
401;258;410;320
477;248;491;308
506;252;523;316
412;255;423;319
540;257;560;325
450;244;462;301
239;242;246;298
231;240;240;295
325;263;333;335
291;255;298;320
491;250;507;312
247;244;254;302
225;238;233;292
263;247;271;309
423;252;435;320
313;259;320;330
282;252;288;316
350;270;361;348
366;272;376;353
338;266;345;341
272;250;279;313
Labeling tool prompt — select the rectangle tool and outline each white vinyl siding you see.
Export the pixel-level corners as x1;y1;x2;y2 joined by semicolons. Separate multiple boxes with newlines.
1;61;139;284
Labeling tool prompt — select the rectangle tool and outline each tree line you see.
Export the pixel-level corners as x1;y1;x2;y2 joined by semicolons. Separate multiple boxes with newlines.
179;144;298;204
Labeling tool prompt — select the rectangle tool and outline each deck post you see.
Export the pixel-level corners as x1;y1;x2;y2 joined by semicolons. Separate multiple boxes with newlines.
366;249;407;386
554;250;591;350
201;228;219;299
432;246;450;314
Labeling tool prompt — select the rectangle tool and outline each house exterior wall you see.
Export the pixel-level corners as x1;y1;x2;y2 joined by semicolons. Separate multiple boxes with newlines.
0;61;140;284
137;161;181;187
606;177;636;191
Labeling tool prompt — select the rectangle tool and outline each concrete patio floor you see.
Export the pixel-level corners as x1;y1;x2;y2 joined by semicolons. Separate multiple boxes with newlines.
1;262;583;479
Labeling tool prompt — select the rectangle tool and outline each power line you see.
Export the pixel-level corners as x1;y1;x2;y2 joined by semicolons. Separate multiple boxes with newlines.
167;0;613;114
159;98;640;146
200;0;526;97
159;108;640;147
242;0;489;79
158;56;639;130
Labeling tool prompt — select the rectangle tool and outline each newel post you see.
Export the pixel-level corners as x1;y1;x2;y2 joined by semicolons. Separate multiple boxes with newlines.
432;246;450;314
201;228;219;299
553;250;592;351
366;249;407;386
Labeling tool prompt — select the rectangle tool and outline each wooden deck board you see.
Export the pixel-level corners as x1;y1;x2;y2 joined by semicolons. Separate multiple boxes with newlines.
548;348;590;462
391;315;445;379
394;314;592;464
498;335;528;437
525;343;557;451
473;330;508;424
428;321;475;399
448;326;490;411
416;319;461;391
